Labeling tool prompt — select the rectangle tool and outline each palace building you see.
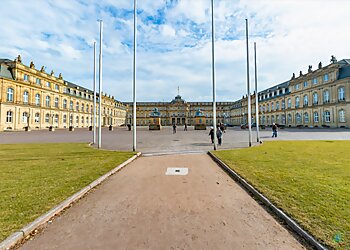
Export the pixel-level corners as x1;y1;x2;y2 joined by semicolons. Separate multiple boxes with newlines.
232;56;350;128
0;56;127;131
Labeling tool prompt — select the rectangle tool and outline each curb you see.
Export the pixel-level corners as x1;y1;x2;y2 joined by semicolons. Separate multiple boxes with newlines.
207;151;327;250
0;152;141;250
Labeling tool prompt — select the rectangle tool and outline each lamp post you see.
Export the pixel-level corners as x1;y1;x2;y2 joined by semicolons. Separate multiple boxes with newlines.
132;0;137;152
98;20;103;149
245;18;252;147
211;0;217;150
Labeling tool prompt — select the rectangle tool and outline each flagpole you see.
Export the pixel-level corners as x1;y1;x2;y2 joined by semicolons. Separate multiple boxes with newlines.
98;20;103;149
211;0;217;150
245;19;252;147
132;0;137;152
93;41;96;145
254;42;260;142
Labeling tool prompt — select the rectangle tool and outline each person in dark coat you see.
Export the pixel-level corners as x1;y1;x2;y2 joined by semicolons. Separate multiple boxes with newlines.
209;126;214;143
217;127;223;145
184;123;187;131
173;123;177;134
272;123;278;137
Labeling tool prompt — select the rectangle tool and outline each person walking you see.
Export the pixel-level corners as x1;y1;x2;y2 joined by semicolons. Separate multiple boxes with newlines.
220;122;225;133
209;126;214;143
272;123;278;138
184;123;187;131
173;123;177;134
217;127;223;145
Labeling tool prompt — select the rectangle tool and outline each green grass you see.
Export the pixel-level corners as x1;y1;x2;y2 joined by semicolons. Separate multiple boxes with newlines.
0;143;135;242
213;141;350;250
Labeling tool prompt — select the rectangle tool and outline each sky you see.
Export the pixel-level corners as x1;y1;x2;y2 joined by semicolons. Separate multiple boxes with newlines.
0;0;349;102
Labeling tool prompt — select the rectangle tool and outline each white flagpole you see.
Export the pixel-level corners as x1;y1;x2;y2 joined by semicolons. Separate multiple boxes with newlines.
254;42;260;142
211;0;217;150
245;19;252;147
132;0;137;152
98;20;103;149
93;41;97;144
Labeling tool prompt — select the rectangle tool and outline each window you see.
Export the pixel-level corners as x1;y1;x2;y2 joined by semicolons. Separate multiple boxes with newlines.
338;87;345;101
324;111;331;122
45;113;50;123
55;84;59;90
303;95;308;106
35;94;40;106
314;112;319;123
76;102;79;111
7;88;14;102
281;114;286;124
295;84;300;90
86;105;89;112
35;113;40;123
303;81;308;88
21;112;28;123
54;114;59;124
323;90;330;103
324;74;329;82
82;104;84;112
339;110;346;122
276;101;280;110
36;78;41;85
313;93;318;105
23;91;29;104
296;113;301;124
267;104;270;112
76;116;79;123
271;115;275;123
46;82;51;88
287;98;291;108
86;117;89;124
69;115;73;125
46;96;51;107
63;99;67;109
288;114;292;123
54;97;59;108
271;103;275;111
81;116;84;123
282;100;285;110
295;97;300;108
23;74;28;81
70;101;73;110
63;115;67;124
304;112;309;123
313;78;318;84
6;111;13;123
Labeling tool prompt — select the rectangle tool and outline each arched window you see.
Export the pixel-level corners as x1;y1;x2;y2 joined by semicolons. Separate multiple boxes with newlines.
35;94;40;106
338;87;345;101
54;114;59;123
69;115;73;124
295;97;300;108
86;116;89;124
63;114;67;124
35;113;40;123
76;102;79;111
76;115;79;123
7;88;14;102
323;90;330;103
45;113;50;123
82;103;85;112
313;93;318;105
81;116;84;123
271;115;275;123
287;113;292;123
296;113;301;124
287;98;292;108
22;112;28;123
86;105;89;112
276;101;280;110
314;112;319;123
63;99;67;109
45;96;51;107
70;101;73;110
271;103;275;111
54;97;59;108
303;95;308;106
324;111;331;122
23;91;29;104
6;111;13;123
304;112;309;123
339;110;346;122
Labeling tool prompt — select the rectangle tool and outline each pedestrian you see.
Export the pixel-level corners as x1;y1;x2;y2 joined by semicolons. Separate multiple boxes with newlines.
217;127;223;145
209;126;214;143
173;123;177;134
272;123;278;137
220;123;225;133
184;123;187;131
127;124;131;131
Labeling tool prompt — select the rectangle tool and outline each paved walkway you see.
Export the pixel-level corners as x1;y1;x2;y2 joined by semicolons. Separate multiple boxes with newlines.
21;153;304;250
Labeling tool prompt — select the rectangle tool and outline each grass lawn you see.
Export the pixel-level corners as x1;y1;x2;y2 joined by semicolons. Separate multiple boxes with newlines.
213;141;350;250
0;143;135;242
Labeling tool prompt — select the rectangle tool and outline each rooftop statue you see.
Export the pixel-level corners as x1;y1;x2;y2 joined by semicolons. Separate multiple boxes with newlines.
331;55;337;63
299;71;303;76
15;55;22;63
291;73;295;80
308;65;312;73
318;62;322;69
40;66;45;72
30;61;35;69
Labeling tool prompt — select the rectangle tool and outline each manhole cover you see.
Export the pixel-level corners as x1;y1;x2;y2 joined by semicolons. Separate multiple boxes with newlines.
165;167;188;175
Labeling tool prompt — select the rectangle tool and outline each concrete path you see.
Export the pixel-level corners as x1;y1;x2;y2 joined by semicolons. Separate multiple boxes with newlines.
21;153;304;250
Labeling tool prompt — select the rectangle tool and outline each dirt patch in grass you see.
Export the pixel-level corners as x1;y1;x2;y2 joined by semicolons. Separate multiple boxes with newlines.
213;141;350;249
0;143;135;241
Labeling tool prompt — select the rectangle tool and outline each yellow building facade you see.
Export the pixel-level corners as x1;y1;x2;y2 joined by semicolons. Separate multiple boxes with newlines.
0;56;126;131
234;57;350;128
